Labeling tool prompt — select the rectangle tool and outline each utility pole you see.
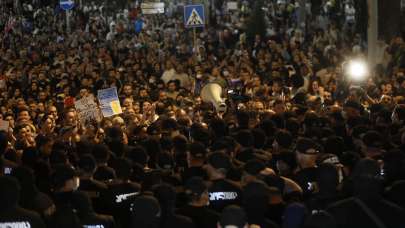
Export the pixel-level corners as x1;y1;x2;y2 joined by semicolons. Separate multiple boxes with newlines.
367;0;378;69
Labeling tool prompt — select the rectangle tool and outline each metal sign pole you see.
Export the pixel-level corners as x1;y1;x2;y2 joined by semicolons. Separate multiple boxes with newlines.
184;4;205;53
193;27;197;52
66;10;71;33
60;0;75;32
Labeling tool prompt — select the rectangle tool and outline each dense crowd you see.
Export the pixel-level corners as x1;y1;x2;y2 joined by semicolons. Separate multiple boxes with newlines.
1;0;405;228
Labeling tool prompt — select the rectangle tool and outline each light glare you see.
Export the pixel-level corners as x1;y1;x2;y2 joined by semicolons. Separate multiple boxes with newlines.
347;60;368;81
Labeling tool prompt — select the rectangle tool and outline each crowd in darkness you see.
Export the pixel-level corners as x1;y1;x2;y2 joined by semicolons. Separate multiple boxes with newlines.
1;0;405;228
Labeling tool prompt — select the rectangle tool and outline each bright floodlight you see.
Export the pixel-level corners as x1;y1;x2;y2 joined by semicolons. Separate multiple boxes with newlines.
347;60;368;81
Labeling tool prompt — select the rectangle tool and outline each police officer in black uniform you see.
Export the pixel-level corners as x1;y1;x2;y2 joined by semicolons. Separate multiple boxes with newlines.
77;154;108;213
0;176;46;228
177;177;219;228
71;191;116;228
205;152;242;212
100;158;140;227
293;138;321;199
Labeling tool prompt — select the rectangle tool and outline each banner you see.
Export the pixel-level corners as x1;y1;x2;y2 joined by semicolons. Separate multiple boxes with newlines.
74;95;102;124
141;2;165;14
97;87;122;117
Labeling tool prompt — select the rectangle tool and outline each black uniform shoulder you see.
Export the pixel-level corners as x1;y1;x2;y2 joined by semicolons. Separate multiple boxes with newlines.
0;207;41;219
81;213;115;228
162;214;195;228
0;207;46;228
94;166;116;181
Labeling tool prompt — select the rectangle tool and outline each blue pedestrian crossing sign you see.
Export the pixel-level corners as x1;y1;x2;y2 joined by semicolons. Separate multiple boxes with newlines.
184;4;205;28
60;0;75;11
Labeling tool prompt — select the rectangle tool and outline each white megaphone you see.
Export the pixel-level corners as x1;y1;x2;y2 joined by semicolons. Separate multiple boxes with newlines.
201;83;227;113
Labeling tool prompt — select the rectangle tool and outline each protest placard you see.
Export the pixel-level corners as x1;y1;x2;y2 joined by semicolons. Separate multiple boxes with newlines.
74;95;102;124
97;87;123;117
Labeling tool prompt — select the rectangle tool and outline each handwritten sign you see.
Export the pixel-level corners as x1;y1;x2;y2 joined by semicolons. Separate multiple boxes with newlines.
74;95;102;124
97;87;122;117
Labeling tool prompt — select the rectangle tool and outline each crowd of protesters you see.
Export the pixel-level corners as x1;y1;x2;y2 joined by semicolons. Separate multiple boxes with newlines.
1;0;405;228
